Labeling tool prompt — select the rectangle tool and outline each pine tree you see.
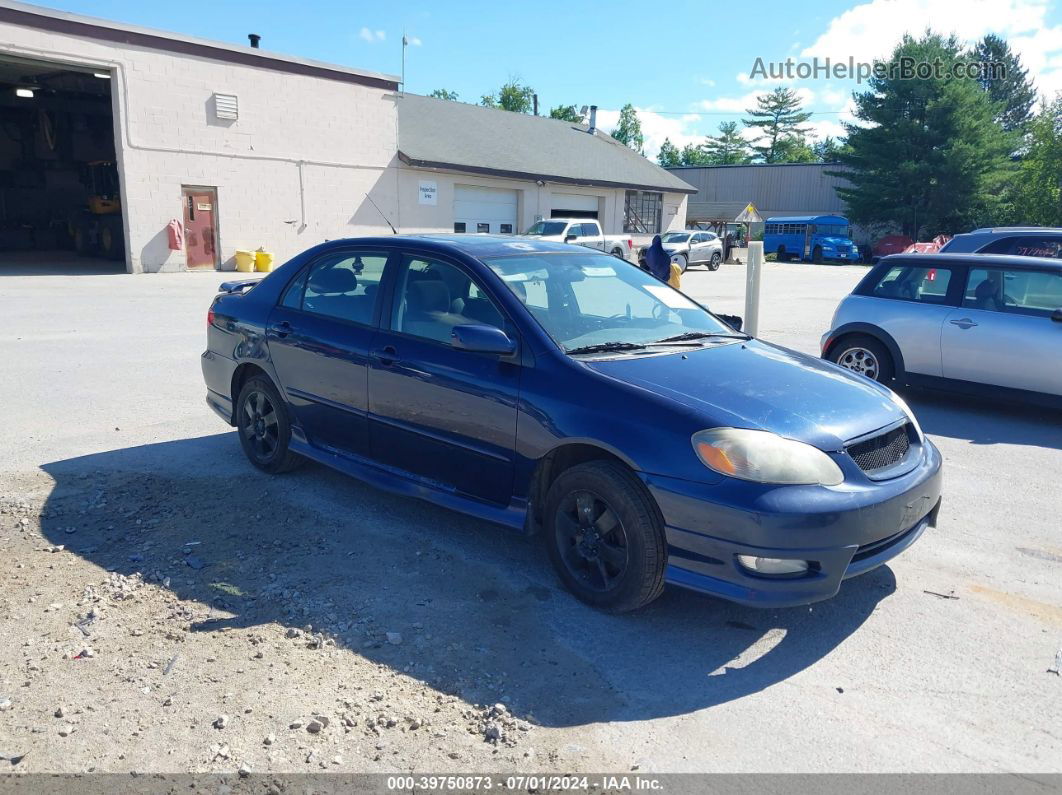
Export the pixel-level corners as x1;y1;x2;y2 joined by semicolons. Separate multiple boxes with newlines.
742;88;812;163
657;138;681;167
831;32;1015;239
610;104;645;154
1009;94;1062;225
969;34;1036;133
703;121;751;164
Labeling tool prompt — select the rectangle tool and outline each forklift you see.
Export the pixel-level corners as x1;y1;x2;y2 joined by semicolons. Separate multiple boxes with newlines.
70;160;124;260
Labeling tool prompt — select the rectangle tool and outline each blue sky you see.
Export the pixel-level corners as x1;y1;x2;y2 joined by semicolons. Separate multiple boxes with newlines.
40;0;1062;158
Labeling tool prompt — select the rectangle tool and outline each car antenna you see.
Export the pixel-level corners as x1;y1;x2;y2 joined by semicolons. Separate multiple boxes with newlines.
363;193;398;234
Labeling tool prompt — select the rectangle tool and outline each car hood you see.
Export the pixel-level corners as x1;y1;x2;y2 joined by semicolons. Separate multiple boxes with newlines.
586;340;905;450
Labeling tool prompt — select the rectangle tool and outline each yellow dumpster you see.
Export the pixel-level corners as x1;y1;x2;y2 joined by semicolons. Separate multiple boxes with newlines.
234;250;255;273
254;248;275;272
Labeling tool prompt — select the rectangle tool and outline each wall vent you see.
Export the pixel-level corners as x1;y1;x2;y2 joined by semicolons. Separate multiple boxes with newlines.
213;93;238;120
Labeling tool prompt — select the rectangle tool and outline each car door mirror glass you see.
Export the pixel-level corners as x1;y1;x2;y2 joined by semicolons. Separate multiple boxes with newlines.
1051;308;1062;322
451;324;516;354
564;234;577;243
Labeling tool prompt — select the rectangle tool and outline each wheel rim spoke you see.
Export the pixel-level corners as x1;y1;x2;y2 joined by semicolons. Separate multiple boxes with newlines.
597;540;626;568
555;510;581;541
595;507;618;535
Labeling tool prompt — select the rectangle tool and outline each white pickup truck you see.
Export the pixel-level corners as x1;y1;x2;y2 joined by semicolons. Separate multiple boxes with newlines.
521;218;633;260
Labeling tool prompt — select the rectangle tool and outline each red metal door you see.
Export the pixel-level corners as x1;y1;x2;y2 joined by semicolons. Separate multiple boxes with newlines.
182;187;218;269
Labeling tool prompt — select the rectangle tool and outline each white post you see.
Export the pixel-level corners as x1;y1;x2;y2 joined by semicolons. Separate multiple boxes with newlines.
744;241;763;337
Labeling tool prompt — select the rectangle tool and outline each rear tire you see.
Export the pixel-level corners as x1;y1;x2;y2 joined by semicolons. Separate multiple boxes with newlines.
236;376;304;474
544;461;666;612
611;247;625;260
708;252;721;271
776;246;788;262
828;335;894;383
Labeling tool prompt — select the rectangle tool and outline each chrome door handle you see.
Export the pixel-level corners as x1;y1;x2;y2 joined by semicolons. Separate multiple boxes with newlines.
949;318;978;329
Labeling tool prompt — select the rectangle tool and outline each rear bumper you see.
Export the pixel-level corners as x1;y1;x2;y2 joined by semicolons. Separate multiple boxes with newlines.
201;350;236;425
645;440;943;607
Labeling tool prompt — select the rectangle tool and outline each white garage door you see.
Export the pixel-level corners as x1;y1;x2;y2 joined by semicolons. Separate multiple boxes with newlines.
453;185;518;234
552;192;600;217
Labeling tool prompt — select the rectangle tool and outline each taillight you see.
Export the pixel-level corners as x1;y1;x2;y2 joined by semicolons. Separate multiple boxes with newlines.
207;308;215;327
626;238;633;249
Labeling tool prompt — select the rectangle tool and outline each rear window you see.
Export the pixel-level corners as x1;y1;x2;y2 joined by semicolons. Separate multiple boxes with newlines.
868;264;953;303
979;235;1062;259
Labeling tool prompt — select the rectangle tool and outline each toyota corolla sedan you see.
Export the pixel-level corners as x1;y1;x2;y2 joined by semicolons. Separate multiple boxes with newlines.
202;235;942;612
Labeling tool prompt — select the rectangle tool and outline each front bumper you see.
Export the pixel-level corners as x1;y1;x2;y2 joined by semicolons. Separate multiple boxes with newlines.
644;439;943;607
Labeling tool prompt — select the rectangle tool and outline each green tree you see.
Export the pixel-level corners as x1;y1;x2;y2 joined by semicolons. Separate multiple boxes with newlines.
549;104;585;123
831;32;1015;239
742;88;812;163
429;88;459;101
812;136;843;162
1008;94;1062;225
657;137;681;167
969;34;1036;133
703;121;751;164
480;80;535;113
679;143;712;165
610;104;645;154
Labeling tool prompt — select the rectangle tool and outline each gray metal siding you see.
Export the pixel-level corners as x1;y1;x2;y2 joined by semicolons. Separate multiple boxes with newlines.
669;164;851;221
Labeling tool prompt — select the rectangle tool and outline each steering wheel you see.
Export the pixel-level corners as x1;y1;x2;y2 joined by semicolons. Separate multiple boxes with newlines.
652;303;672;322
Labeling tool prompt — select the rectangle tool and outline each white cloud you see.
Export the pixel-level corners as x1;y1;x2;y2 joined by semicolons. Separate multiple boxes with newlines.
406;35;422;46
594;108;704;161
358;27;386;43
800;0;1062;96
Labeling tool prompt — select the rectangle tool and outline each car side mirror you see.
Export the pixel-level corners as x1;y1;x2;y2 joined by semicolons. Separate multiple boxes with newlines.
1052;308;1062;323
564;234;577;243
451;324;517;355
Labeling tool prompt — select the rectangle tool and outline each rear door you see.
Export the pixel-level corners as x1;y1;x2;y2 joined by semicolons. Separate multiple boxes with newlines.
266;249;391;456
941;266;1062;395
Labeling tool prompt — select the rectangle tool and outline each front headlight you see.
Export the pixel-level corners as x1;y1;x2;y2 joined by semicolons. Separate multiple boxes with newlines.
692;428;844;486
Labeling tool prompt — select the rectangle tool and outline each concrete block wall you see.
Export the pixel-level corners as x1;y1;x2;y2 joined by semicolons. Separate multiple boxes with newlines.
0;17;400;272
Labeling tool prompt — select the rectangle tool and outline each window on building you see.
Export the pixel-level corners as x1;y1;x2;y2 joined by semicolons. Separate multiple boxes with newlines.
454;222;466;233
623;190;663;234
477;223;490;233
500;223;513;234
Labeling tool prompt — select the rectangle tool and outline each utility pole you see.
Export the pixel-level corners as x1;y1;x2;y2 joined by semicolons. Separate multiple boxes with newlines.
401;32;407;95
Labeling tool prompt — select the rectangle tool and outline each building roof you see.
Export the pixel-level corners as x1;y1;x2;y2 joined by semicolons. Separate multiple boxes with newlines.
0;1;398;89
397;94;697;194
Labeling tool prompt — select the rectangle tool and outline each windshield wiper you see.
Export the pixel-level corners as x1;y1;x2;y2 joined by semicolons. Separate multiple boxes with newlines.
565;341;648;356
652;331;750;344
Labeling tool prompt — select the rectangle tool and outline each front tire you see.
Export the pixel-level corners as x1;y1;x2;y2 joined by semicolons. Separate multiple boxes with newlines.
828;335;894;383
236;376;304;473
812;245;824;264
544;461;666;612
708;252;721;271
611;247;625;260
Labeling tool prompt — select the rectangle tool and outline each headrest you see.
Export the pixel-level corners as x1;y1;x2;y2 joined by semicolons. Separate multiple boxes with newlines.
408;280;450;313
309;267;357;295
974;279;997;300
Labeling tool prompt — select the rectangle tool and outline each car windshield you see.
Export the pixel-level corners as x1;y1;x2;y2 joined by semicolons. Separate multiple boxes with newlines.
661;233;689;244
524;221;569;236
483;252;736;353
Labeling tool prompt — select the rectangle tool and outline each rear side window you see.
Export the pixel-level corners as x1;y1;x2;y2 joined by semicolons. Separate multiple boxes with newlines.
870;264;953;303
979;236;1062;259
964;267;1062;317
294;252;388;325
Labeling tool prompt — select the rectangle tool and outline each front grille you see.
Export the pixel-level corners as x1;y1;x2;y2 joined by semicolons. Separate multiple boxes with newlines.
847;425;910;473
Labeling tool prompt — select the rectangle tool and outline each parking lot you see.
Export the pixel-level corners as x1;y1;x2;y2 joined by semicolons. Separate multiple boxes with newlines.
1;259;1060;774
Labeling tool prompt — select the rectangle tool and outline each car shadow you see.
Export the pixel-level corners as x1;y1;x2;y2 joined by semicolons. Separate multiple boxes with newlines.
39;433;893;728
901;386;1062;451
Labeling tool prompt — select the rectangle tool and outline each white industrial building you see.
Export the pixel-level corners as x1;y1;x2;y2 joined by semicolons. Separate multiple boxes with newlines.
0;1;693;274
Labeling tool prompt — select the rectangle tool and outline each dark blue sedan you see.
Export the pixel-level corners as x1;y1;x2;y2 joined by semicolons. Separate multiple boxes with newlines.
202;235;942;612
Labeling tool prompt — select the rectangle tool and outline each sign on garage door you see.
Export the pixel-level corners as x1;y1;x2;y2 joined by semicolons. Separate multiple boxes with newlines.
453;185;518;235
551;192;600;219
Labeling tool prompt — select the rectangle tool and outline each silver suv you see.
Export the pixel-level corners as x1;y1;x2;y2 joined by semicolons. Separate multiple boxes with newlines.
821;253;1062;405
637;230;723;272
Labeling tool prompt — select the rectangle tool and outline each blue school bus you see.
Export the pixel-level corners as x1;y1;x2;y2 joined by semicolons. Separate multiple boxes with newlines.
763;215;859;263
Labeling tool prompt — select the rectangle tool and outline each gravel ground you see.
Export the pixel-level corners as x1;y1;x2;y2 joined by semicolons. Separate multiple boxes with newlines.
0;256;1060;775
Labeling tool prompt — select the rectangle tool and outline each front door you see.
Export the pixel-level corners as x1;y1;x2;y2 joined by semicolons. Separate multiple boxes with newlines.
941;265;1062;395
182;186;219;269
368;253;520;506
266;250;391;456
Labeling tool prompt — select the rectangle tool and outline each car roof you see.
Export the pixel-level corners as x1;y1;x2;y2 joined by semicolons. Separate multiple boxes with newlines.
879;252;1062;271
311;234;590;259
764;215;848;223
965;226;1062;234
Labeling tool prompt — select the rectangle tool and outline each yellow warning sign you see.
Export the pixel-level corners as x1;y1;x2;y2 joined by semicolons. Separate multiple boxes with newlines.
734;203;762;223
